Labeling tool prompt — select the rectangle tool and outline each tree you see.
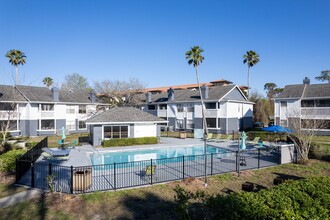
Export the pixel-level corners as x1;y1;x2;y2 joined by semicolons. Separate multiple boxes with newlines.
243;50;260;97
42;77;54;88
94;78;146;107
61;73;90;92
5;49;26;85
249;91;270;124
264;83;277;100
315;70;330;83
185;46;208;186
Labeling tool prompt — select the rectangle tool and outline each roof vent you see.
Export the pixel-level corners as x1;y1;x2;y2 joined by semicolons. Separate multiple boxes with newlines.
201;85;209;99
51;87;60;102
145;92;152;103
303;77;310;85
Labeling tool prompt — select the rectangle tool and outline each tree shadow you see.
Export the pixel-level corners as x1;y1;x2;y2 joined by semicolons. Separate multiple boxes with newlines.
117;191;177;220
272;172;305;181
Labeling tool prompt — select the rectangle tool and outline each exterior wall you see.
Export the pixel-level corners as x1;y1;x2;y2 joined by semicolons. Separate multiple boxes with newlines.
227;118;239;132
133;124;157;138
223;88;246;101
242;117;253;130
20;120;38;136
92;125;103;147
194;118;203;130
167;117;176;131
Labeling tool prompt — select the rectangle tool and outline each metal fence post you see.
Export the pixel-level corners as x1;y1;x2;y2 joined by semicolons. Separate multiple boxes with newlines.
150;159;153;185
114;163;116;190
211;153;213;175
278;146;281;164
31;162;35;187
235;151;238;171
48;163;52;176
182;156;185;179
70;166;73;194
258;149;260;169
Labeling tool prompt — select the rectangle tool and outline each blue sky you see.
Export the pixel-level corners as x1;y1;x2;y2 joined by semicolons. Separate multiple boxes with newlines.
0;0;329;95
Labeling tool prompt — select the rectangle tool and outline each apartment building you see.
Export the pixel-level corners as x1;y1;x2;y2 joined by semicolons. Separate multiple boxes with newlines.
274;77;330;135
0;85;105;136
140;83;253;134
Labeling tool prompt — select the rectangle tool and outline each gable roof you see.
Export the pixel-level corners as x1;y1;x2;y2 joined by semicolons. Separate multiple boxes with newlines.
276;84;330;99
0;85;27;102
0;84;102;104
138;85;250;103
86;107;166;124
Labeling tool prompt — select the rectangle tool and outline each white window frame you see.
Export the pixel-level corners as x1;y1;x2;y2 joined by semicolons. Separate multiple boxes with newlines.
66;105;75;114
177;104;184;113
176;119;184;129
102;125;129;140
78;120;87;130
66;120;76;131
186;119;194;129
40;104;54;111
39;119;55;130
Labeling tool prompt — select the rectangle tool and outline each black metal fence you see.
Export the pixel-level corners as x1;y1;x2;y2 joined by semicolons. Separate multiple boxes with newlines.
16;144;282;194
16;137;48;184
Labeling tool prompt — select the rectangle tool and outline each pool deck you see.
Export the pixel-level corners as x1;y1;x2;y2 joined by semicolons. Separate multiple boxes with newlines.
35;137;279;167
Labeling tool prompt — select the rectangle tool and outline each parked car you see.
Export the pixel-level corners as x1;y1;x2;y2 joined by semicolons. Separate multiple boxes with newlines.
253;122;264;128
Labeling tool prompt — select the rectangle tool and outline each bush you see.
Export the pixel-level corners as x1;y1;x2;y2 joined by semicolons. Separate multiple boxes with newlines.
0;132;10;142
174;176;330;219
0;149;26;173
309;143;330;161
25;141;38;149
102;137;158;147
247;131;288;142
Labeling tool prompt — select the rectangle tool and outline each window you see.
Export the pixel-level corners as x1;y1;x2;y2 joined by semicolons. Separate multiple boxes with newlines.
159;104;167;110
41;104;54;111
66;120;75;130
316;99;330;107
301;119;330;129
176;119;184;129
0;103;15;111
40;120;54;130
280;120;287;127
148;105;156;110
159;117;167;126
66;105;75;114
186;119;194;129
177;104;184;112
206;118;216;128
103;126;129;139
205;103;216;109
0;120;17;131
79;121;87;129
79;105;86;114
187;103;194;112
301;100;314;107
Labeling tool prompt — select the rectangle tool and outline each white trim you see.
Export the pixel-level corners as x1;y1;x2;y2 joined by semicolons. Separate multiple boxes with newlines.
102;124;130;140
86;121;166;125
78;120;87;130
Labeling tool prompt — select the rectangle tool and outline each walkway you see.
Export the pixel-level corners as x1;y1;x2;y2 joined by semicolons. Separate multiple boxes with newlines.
0;188;43;209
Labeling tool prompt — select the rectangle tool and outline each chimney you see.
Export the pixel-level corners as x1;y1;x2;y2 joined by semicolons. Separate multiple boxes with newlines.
167;88;175;101
145;92;152;103
51;87;59;102
201;85;209;99
303;77;310;85
89;89;96;103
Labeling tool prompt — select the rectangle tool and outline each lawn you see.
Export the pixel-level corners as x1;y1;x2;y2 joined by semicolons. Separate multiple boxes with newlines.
0;160;329;219
25;133;90;148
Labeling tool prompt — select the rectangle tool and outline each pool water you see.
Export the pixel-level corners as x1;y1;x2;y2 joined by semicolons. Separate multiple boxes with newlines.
90;145;227;165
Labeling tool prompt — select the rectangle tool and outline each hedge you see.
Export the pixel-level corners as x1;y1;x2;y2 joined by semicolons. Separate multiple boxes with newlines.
0;149;26;173
102;137;158;147
174;176;330;219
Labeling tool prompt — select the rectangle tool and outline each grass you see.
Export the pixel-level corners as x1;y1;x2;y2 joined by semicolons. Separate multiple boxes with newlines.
25;133;90;148
0;160;329;219
0;173;26;198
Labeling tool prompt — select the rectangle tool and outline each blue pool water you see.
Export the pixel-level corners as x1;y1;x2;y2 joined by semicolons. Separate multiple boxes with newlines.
90;145;228;165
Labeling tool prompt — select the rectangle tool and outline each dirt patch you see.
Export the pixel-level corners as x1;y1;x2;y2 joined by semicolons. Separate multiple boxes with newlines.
0;173;15;185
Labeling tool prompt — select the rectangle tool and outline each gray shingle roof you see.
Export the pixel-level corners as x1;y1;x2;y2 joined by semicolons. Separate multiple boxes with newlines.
137;85;240;103
86;107;166;123
0;85;26;102
0;85;102;103
276;84;330;99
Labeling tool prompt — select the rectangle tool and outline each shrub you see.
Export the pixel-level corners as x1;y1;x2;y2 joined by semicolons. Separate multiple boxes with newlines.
25;141;38;149
0;132;10;142
0;149;26;173
309;143;330;161
174;176;330;219
102;137;158;147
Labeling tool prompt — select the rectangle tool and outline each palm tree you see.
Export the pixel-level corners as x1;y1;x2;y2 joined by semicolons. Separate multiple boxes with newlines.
43;77;54;88
243;50;260;97
5;49;27;85
185;46;208;186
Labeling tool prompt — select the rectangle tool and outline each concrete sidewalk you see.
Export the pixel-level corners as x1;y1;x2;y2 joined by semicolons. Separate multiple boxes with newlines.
0;188;43;209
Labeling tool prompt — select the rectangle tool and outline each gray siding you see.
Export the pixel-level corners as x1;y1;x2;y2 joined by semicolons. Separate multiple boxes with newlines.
92;125;103;147
218;118;227;133
167;117;176;131
130;124;134;137
194;118;203;130
20;120;38;136
227;118;239;132
56;119;66;130
242;117;253;130
223;88;246;101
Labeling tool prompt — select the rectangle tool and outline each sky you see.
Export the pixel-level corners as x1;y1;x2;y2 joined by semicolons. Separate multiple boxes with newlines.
0;0;329;96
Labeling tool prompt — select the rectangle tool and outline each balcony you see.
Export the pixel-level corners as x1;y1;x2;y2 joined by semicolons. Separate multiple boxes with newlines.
0;111;19;120
40;111;55;118
301;107;330;119
157;109;167;117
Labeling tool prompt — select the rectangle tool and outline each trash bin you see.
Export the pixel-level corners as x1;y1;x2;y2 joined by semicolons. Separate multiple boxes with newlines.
180;131;186;139
73;168;92;191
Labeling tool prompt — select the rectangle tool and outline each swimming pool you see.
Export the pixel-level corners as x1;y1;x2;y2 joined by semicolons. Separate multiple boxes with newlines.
90;145;228;165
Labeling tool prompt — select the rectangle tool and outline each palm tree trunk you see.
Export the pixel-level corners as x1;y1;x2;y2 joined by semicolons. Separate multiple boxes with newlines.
15;66;18;85
247;66;250;98
195;66;208;186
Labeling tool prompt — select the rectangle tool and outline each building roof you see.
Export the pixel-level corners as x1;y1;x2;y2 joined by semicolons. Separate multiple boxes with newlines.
86;107;166;124
276;84;330;99
0;85;26;102
138;84;248;103
0;84;102;104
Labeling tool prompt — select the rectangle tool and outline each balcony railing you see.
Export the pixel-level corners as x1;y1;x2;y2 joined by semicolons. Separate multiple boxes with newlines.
301;107;330;119
40;111;55;118
0;111;19;120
